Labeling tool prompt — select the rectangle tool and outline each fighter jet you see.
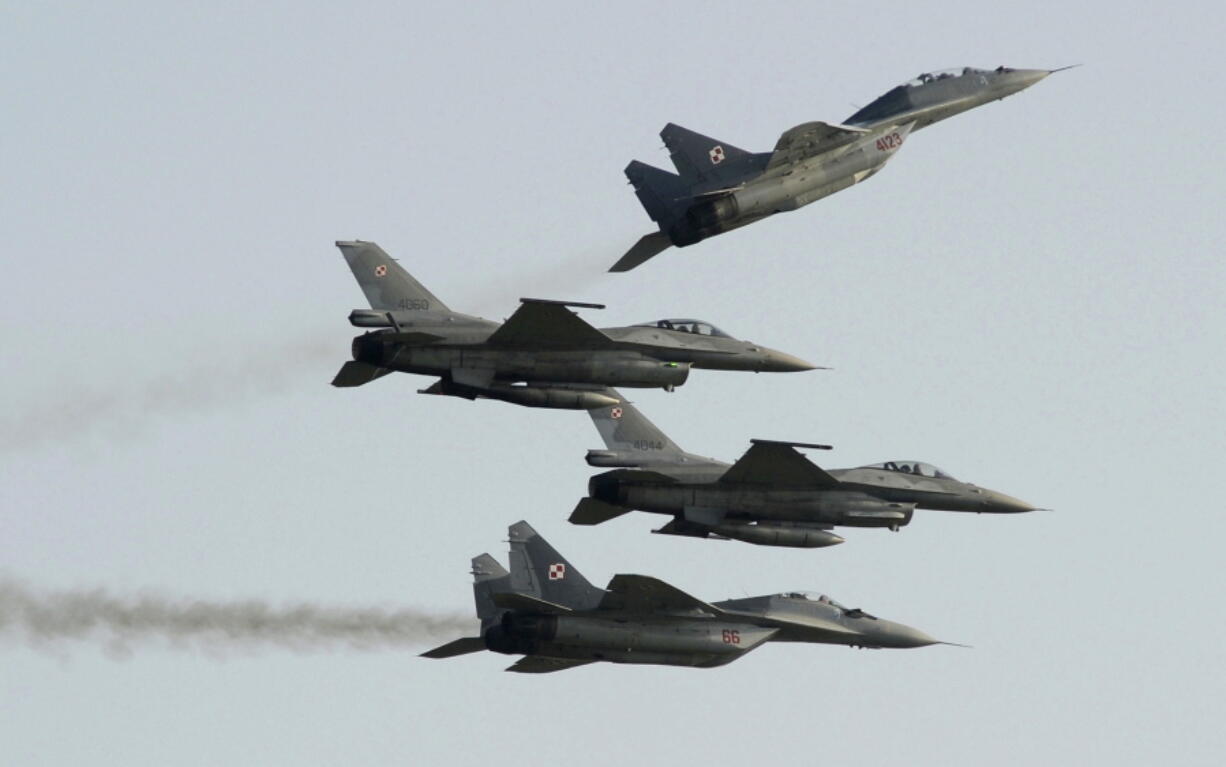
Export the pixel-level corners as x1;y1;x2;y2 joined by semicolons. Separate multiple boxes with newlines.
613;65;1069;271
331;241;815;409
570;392;1038;547
422;521;950;673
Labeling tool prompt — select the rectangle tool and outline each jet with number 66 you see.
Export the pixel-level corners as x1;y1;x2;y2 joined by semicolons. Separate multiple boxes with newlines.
613;65;1072;271
422;521;954;673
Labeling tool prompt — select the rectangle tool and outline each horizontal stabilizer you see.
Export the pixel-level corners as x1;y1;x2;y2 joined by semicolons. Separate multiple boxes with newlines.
719;441;840;487
598;574;723;616
420;637;486;659
486;301;613;348
506;656;594;674
569;497;632;526
610;232;673;272
331;361;392;388
492;592;574;614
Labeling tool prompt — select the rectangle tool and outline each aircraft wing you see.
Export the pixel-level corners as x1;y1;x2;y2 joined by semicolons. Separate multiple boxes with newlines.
486;300;614;348
597;574;724;617
766;121;869;171
718;441;840;487
505;656;595;674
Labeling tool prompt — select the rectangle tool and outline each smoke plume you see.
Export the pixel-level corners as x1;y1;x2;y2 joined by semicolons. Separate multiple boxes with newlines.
0;579;473;656
0;334;337;455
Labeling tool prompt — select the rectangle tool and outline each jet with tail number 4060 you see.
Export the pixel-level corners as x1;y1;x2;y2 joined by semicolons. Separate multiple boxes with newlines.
613;65;1073;271
422;521;955;673
331;241;816;409
570;391;1040;547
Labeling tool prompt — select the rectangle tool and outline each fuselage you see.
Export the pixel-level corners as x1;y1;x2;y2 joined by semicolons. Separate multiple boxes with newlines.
588;457;1034;531
349;311;812;388
484;592;937;669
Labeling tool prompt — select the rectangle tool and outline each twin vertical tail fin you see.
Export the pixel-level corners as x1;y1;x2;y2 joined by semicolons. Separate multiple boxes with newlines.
336;240;449;312
660;122;756;185
419;552;507;660
507;521;605;611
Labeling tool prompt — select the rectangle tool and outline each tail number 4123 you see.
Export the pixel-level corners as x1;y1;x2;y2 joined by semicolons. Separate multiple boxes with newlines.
875;132;904;152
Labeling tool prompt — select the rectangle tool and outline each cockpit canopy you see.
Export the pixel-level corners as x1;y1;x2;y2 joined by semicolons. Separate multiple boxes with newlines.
780;591;847;610
903;66;990;86
861;461;956;480
635;318;732;338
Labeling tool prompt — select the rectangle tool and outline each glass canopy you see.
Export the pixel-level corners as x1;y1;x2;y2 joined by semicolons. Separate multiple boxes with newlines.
860;461;956;480
635;319;732;338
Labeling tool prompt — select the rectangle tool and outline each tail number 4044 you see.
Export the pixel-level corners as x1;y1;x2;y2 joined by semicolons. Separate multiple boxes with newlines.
875;132;904;152
721;629;741;645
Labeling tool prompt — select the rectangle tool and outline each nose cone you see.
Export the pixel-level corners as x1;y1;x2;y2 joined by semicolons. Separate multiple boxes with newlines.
998;68;1054;96
865;620;941;649
758;347;820;373
982;489;1038;514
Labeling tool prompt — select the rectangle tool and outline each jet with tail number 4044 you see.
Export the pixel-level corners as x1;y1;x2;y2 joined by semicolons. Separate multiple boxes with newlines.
614;65;1072;271
422;521;955;673
331;241;816;409
570;391;1040;547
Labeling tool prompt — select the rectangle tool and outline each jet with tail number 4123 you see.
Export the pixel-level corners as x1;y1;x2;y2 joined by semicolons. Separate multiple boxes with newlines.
614;65;1072;271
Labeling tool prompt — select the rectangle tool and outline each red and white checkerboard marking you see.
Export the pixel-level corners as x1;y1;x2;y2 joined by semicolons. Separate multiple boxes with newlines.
610;407;623;420
548;563;566;580
374;264;388;277
709;146;725;165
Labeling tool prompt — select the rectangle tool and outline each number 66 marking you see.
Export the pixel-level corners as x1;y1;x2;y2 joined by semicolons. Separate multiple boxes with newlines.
721;629;741;645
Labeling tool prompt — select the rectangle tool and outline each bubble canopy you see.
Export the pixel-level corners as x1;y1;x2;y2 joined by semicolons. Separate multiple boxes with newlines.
634;319;732;338
904;66;991;86
780;591;848;609
861;461;956;480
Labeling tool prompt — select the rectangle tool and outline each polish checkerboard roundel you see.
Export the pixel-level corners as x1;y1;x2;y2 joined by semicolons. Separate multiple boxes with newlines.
374;264;388;277
709;145;725;165
548;563;566;580
610;407;623;420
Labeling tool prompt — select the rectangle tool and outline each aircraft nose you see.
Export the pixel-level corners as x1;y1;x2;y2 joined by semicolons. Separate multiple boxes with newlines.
759;348;820;373
984;490;1038;514
1009;68;1053;91
871;620;940;649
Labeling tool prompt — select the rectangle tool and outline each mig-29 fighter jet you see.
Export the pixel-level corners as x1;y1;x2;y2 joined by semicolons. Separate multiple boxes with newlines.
422;521;950;673
614;65;1070;271
331;241;815;409
570;392;1038;547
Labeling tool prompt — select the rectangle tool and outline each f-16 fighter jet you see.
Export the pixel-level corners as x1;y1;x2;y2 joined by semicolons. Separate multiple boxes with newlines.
570;393;1038;547
422;521;950;673
613;65;1069;271
331;241;815;409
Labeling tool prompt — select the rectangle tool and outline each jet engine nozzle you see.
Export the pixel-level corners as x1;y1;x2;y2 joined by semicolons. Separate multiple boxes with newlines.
350;332;388;366
685;195;740;234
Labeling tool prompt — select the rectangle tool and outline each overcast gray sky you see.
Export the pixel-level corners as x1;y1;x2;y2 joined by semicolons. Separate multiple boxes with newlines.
3;2;1224;765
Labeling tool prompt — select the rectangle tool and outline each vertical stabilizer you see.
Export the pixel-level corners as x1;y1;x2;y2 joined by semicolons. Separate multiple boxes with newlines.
336;240;449;312
507;521;605;610
588;390;684;456
471;553;511;627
